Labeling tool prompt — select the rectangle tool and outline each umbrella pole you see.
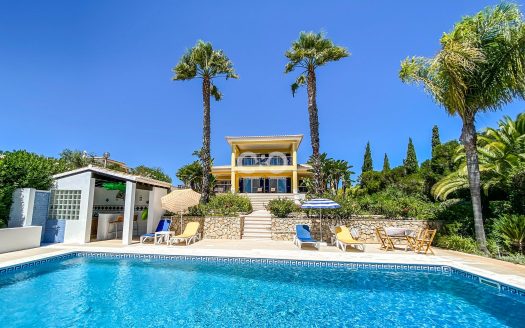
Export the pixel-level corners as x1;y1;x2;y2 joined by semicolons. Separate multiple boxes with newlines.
319;209;322;243
180;211;183;233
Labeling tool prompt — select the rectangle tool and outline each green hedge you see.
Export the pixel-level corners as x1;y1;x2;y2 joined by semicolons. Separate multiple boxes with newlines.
187;193;252;217
266;198;298;218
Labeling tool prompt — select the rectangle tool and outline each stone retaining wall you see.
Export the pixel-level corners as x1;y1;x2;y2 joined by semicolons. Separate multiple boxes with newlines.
170;215;243;240
271;215;442;243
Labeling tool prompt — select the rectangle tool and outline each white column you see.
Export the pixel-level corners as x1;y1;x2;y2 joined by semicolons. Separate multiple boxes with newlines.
82;178;96;243
147;187;167;233
122;181;136;245
8;188;35;227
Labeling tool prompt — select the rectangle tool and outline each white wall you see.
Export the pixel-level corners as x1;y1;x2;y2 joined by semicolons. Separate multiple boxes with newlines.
8;188;35;227
54;172;95;244
147;187;168;233
0;226;42;253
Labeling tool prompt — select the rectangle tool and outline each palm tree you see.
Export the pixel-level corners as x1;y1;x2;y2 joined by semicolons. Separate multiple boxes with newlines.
400;3;525;252
433;113;525;200
173;41;238;203
285;32;349;195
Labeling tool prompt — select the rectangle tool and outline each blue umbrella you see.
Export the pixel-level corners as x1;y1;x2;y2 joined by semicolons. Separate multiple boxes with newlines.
301;198;341;243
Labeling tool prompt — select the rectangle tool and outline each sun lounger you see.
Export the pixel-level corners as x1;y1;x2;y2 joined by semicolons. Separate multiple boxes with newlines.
140;218;172;243
376;227;395;251
335;226;365;251
169;222;200;246
293;224;320;249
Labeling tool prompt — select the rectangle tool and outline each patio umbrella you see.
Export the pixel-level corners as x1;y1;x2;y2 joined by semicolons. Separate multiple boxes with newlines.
301;198;341;243
161;189;201;232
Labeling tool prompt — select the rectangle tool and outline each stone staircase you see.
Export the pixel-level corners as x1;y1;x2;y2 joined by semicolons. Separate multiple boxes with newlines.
242;210;272;239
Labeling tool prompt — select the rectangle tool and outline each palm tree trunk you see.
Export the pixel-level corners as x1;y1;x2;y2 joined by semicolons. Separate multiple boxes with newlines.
200;77;212;204
461;117;488;253
307;66;323;195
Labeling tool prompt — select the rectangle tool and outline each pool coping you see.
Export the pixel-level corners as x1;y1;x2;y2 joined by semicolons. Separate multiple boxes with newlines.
1;248;524;302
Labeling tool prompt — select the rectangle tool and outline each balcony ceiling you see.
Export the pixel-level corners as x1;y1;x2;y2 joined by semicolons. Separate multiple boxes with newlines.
236;143;292;152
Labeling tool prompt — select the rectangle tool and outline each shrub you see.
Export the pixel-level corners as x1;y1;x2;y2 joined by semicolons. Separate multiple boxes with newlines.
493;214;525;253
186;204;207;217
499;253;525;265
434;234;482;255
509;171;525;215
266;198;298;218
435;199;474;235
205;193;252;216
356;187;438;219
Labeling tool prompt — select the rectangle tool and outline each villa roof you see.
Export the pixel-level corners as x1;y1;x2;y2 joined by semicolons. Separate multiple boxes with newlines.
225;134;303;145
53;165;172;189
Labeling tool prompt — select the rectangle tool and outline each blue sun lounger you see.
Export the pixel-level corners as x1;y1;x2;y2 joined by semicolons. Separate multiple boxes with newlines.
293;224;320;249
140;218;172;243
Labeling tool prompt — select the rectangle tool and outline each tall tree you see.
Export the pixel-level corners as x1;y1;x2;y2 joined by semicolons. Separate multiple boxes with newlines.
361;142;373;173
284;31;349;195
404;138;419;174
173;41;238;203
382;153;391;173
400;3;525;252
431;125;441;156
433;113;525;200
131;165;172;183
59;149;95;170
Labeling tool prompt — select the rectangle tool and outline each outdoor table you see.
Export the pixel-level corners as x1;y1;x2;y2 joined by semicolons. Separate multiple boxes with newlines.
385;227;414;251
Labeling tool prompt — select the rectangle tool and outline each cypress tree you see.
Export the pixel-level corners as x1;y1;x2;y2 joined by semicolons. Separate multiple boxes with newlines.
404;138;419;174
382;153;390;172
361;142;373;173
431;125;441;156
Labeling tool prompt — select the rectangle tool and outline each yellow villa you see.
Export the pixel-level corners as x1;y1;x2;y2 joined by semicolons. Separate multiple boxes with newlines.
211;135;312;197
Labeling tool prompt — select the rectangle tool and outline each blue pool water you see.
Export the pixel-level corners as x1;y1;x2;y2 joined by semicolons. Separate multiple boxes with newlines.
0;255;524;327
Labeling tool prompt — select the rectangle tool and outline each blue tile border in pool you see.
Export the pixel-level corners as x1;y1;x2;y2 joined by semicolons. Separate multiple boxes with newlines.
1;250;524;302
0;252;77;275
76;251;451;272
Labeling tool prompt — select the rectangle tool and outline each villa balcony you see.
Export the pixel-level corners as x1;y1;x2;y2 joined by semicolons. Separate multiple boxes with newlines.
236;156;293;167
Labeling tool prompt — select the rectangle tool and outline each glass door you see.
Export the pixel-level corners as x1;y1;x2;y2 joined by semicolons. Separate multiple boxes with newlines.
269;178;277;193
243;178;252;193
277;178;287;193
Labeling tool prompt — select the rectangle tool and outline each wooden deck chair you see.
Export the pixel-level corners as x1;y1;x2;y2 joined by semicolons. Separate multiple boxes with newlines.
375;227;395;251
414;229;437;254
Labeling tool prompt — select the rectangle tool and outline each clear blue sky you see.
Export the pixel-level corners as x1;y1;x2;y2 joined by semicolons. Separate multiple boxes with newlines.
1;1;524;183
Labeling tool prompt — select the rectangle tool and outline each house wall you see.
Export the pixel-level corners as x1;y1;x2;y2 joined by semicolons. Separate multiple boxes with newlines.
54;172;95;244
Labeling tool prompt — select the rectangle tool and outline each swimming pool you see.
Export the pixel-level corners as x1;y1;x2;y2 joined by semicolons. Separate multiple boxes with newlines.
0;252;524;327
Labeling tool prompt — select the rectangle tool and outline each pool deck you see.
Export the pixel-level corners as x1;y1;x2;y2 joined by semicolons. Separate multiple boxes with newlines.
1;239;525;290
